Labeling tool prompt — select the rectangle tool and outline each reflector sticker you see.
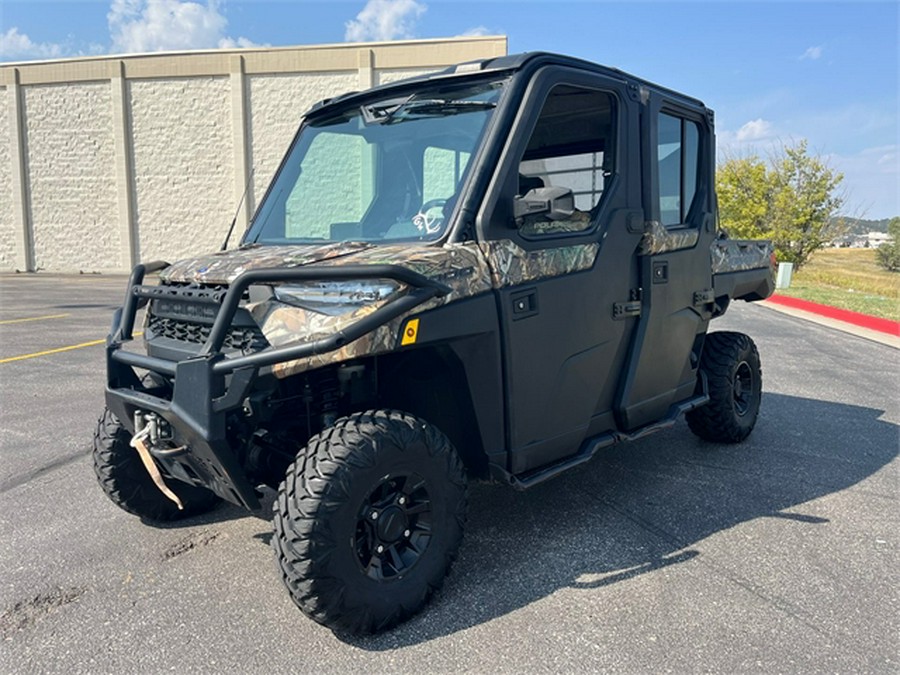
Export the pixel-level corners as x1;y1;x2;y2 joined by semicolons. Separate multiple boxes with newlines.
401;319;419;346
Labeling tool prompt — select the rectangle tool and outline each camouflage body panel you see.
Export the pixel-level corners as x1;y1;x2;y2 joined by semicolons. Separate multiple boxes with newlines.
711;239;775;274
258;238;598;376
153;236;600;378
329;242;494;302
479;239;599;288
256;304;405;379
638;220;700;256
258;242;492;379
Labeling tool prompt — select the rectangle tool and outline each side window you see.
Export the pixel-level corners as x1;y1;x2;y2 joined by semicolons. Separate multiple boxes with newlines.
657;112;701;227
517;85;616;237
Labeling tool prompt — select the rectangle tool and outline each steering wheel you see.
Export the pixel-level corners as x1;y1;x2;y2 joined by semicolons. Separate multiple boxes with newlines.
412;199;447;235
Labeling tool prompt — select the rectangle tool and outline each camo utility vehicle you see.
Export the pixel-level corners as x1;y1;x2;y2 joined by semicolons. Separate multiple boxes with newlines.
96;52;775;634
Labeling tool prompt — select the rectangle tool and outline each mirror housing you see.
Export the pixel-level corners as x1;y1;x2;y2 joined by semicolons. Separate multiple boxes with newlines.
513;186;575;224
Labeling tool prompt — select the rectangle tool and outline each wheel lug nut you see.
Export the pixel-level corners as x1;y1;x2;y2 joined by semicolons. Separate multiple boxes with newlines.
398;496;406;505
403;529;410;538
376;545;384;554
370;511;378;520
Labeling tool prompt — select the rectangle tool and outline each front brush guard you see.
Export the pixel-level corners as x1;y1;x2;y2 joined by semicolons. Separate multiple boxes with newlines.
105;261;451;510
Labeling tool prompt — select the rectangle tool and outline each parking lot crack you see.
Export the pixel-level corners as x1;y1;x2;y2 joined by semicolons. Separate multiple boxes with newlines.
0;449;91;495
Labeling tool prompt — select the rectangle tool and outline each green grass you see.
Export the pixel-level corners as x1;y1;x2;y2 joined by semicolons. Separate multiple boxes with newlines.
777;248;900;321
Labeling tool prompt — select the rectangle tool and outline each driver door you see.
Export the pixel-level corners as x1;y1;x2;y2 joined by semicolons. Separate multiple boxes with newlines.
477;66;644;474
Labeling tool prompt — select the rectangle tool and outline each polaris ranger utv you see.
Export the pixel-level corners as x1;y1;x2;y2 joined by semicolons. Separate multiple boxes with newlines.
96;52;775;634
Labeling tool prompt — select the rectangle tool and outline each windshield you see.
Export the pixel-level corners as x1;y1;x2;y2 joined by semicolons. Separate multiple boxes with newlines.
246;79;505;246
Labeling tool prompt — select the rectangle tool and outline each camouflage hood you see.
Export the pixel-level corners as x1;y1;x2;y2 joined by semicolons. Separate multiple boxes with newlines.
159;241;493;297
161;242;379;285
156;241;493;379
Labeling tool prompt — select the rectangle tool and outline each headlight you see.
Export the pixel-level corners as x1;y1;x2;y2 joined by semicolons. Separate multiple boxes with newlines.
273;280;401;316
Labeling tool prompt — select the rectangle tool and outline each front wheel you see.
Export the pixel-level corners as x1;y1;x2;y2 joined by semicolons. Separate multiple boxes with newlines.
687;332;762;443
272;410;467;634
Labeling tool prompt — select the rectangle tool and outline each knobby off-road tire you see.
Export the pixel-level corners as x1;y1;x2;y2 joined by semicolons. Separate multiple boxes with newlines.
92;408;220;522
687;331;762;443
272;409;467;634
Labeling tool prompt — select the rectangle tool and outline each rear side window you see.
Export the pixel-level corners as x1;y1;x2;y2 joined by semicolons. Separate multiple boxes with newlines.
657;112;701;227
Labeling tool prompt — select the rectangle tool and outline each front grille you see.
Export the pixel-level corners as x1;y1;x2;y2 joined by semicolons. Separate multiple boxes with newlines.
146;281;267;355
147;315;269;354
156;280;230;296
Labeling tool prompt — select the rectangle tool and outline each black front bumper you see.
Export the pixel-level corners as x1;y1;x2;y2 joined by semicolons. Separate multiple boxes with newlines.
106;261;450;511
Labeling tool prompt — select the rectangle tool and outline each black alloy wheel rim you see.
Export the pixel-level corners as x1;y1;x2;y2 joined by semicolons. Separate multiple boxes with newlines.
733;361;754;416
354;473;433;581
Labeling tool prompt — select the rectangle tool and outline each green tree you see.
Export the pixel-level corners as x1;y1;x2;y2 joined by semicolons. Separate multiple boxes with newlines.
875;217;900;272
716;156;773;240
717;140;845;269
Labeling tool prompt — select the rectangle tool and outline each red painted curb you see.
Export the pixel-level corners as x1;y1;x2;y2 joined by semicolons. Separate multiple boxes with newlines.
767;294;900;336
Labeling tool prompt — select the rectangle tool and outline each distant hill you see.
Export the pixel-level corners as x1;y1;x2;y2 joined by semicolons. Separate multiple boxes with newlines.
832;217;893;235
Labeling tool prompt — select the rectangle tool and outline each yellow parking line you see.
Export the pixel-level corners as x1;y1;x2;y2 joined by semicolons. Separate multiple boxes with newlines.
0;313;71;325
0;339;106;364
0;332;142;365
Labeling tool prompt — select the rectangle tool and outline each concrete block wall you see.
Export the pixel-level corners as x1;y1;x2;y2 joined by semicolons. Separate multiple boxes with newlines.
0;36;507;273
129;76;232;263
0;86;14;270
374;68;434;86
25;82;120;272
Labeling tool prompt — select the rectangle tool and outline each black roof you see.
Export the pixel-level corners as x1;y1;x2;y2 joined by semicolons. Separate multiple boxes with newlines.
307;51;708;118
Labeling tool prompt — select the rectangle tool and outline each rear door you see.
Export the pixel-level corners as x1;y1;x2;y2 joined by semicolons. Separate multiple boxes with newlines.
476;66;645;474
615;98;717;429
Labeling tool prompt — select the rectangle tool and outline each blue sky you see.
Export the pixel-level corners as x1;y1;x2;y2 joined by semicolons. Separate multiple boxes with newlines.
1;0;897;219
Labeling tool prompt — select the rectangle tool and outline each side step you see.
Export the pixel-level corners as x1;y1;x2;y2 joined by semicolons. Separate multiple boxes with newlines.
494;390;709;491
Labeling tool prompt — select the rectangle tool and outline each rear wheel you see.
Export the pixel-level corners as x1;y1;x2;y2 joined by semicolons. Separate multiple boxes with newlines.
687;331;762;443
272;409;467;634
92;408;220;521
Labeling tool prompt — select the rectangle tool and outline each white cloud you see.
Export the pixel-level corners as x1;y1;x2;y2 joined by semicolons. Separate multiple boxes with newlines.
717;119;781;158
0;27;66;60
875;149;896;167
108;0;261;54
459;26;492;37
801;45;823;61
345;0;426;42
735;118;775;142
218;36;263;49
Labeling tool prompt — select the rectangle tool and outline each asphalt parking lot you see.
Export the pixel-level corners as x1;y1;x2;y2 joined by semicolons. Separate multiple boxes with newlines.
1;274;897;673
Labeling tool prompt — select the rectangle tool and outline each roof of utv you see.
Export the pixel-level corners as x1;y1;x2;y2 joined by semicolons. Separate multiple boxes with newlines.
306;51;709;119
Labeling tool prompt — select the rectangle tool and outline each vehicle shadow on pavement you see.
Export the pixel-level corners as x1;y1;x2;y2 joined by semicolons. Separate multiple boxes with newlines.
337;392;897;648
136;503;251;529
136;487;277;529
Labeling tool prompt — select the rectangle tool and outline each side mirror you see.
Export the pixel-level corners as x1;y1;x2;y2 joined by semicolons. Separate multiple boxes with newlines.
513;186;575;224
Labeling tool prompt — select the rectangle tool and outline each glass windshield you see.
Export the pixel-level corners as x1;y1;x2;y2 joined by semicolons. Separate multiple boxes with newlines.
246;79;505;245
